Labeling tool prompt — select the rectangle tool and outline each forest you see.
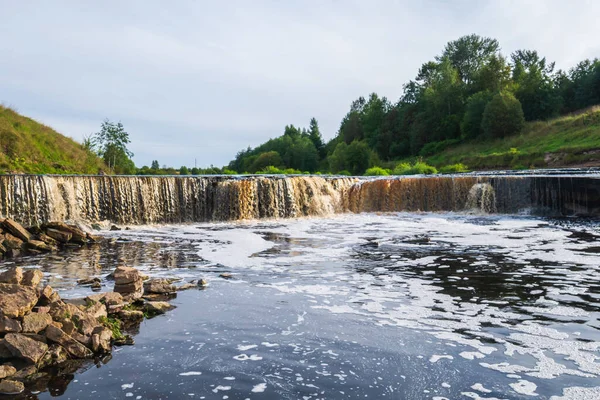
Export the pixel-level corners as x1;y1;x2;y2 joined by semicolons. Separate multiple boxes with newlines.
217;34;600;176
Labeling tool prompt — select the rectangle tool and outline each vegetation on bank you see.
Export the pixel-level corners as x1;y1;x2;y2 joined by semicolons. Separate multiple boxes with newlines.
0;105;105;174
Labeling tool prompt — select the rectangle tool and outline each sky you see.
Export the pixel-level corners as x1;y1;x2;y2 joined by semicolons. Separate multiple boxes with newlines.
1;1;599;168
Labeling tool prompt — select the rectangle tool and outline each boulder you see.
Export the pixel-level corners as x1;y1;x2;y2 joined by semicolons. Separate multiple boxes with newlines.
177;283;197;291
4;333;48;364
10;365;37;380
91;326;112;353
2;219;31;242
44;325;92;359
38;233;58;246
77;277;101;286
0;283;39;318
45;223;87;244
86;291;124;305
144;301;175;315
0;340;13;359
45;228;72;243
0;366;16;379
83;302;107;319
144;278;176;294
21;269;43;287
38;285;61;305
22;313;52;333
0;379;24;395
0;316;22;333
118;309;144;323
0;267;23;284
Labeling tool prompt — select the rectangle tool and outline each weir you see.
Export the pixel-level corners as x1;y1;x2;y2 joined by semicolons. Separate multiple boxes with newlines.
0;174;599;226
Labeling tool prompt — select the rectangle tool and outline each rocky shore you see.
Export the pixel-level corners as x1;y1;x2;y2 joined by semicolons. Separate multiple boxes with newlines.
0;264;194;396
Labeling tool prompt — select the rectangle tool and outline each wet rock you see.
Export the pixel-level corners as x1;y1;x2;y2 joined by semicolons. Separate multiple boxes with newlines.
177;283;197;291
91;281;102;291
22;313;52;333
110;225;121;231
83;302;107;319
38;344;68;369
27;239;54;252
0;316;22;333
38;285;61;305
118;309;144;323
45;325;92;359
0;267;23;284
77;277;101;286
38;233;59;246
0;283;39;318
91;326;112;353
45;228;72;244
113;335;134;346
198;278;208;287
2;233;24;251
21;269;43;287
144;278;176;294
0;379;24;395
2;218;32;242
219;273;233;279
0;365;16;379
44;222;87;244
11;365;36;381
86;232;100;242
4;333;48;364
144;301;175;315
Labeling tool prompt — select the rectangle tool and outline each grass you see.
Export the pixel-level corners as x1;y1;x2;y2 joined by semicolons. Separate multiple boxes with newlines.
0;104;106;174
425;106;600;170
98;315;124;340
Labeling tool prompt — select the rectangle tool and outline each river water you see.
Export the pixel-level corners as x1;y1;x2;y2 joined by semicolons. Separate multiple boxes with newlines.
8;212;600;399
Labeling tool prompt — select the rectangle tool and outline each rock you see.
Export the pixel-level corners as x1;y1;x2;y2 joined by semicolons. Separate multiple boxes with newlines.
38;344;68;369
144;301;175;315
118;309;144;322
110;225;122;231
38;285;61;305
2;233;24;250
0;267;23;284
177;283;197;291
0;283;39;318
113;335;135;346
77;277;101;286
144;278;176;294
0;379;24;395
5;248;20;258
0;365;16;379
91;281;102;291
71;331;91;347
21;269;43;287
44;222;87;244
198;278;208;287
26;239;54;252
44;325;92;359
2;218;32;242
86;291;124;305
10;365;36;380
0;340;13;359
4;333;48;364
22;313;52;333
86;232;100;243
0;316;22;333
91;223;102;231
114;280;144;299
91;326;112;353
45;228;72;243
219;273;233;279
113;266;141;285
38;233;58;246
83;302;107;319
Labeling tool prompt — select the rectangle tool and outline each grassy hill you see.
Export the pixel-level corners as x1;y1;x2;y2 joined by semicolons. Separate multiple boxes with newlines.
425;106;600;171
0;105;106;174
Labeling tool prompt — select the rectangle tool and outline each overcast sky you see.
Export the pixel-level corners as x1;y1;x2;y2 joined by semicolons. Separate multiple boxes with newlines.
1;1;599;168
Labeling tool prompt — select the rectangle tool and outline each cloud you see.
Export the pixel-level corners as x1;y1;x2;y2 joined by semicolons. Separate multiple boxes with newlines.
0;0;598;167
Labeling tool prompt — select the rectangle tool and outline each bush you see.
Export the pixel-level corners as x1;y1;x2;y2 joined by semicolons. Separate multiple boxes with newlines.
364;167;391;176
439;163;469;174
329;140;374;175
419;139;462;157
481;91;525;139
393;161;437;175
337;170;352;176
256;166;303;175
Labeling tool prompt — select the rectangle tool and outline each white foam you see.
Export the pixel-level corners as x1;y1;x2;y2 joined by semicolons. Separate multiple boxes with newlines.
179;372;202;376
509;380;538;396
251;383;267;393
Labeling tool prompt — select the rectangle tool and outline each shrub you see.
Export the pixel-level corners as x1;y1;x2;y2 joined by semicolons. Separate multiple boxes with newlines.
364;167;391;176
439;163;469;174
393;161;438;175
481;91;525;139
461;91;493;139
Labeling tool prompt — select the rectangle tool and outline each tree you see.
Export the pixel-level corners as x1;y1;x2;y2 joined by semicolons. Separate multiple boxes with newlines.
249;151;283;172
90;119;135;174
329;140;372;175
439;34;500;87
308;118;325;159
179;166;190;175
151;160;160;170
461;91;493;139
481;91;525;139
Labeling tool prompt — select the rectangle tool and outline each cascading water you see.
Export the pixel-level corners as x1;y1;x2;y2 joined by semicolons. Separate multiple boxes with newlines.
0;173;599;226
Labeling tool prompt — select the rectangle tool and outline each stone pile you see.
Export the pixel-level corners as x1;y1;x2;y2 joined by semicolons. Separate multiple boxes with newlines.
0;218;100;259
0;265;192;395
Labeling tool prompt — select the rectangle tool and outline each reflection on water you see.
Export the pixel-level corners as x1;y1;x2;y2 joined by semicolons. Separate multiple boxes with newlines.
4;213;600;399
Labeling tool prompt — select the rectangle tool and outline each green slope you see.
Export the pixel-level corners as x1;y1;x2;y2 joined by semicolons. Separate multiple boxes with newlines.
0;105;106;174
426;106;600;170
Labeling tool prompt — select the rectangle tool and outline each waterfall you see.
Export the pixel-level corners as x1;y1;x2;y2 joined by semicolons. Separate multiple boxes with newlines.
0;174;598;226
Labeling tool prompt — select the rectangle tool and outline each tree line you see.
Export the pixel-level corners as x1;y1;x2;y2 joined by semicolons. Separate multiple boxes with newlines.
227;34;600;175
